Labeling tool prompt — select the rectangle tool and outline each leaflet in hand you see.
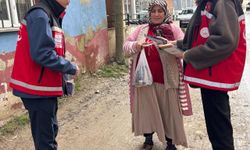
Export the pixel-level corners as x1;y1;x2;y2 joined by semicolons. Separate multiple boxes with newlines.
159;45;184;56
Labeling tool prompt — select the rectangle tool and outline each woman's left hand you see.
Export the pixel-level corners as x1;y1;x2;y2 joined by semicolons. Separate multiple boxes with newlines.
158;43;174;49
168;40;177;45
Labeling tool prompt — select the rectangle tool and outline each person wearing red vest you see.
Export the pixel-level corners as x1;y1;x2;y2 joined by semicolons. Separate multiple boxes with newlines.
9;0;78;149
170;0;246;149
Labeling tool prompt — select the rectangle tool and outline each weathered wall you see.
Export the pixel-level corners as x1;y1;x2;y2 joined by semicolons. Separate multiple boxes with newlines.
0;0;109;94
108;28;116;59
0;32;17;97
107;25;138;67
166;0;174;14
0;31;23;124
63;0;109;73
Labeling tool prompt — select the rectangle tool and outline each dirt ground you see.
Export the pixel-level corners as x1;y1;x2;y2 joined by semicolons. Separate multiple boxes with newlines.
0;64;249;150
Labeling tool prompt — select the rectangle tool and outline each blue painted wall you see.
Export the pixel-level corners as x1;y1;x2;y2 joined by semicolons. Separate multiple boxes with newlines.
0;32;18;53
0;0;109;94
63;0;107;36
0;0;108;53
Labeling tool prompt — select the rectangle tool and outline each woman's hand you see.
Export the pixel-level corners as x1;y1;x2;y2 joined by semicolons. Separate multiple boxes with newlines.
158;43;174;49
166;40;185;58
135;41;154;51
135;42;143;51
168;40;177;45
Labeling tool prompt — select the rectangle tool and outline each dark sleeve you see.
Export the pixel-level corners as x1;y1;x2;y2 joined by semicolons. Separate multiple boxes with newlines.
184;0;239;70
26;9;77;75
176;39;184;50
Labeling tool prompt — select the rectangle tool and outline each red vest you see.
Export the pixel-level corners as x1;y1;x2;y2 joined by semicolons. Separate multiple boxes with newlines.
10;5;65;96
184;9;246;91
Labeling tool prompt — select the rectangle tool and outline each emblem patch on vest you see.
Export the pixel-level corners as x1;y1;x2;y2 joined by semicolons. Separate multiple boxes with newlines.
17;34;22;41
200;27;209;38
55;33;63;48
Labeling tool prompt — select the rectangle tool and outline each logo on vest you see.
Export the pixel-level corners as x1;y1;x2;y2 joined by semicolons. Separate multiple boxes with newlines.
17;34;22;41
243;31;246;41
200;27;209;38
55;34;63;48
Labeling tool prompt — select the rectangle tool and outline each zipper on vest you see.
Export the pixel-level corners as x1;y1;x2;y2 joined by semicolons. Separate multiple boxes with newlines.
38;67;45;83
209;66;212;76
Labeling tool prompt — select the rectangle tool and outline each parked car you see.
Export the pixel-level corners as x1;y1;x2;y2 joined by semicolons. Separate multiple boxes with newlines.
126;10;148;25
177;8;196;28
173;9;182;20
246;2;250;11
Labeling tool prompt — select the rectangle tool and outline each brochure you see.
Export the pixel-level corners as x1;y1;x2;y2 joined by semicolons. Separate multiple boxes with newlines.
159;45;184;56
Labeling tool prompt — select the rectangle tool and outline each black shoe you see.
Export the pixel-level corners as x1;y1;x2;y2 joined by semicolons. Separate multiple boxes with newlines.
166;144;177;150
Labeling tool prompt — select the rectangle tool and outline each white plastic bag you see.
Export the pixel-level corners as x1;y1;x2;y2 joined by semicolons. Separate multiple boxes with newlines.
133;49;153;87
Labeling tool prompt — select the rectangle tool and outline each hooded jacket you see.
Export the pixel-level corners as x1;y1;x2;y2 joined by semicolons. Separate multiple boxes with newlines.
177;0;246;91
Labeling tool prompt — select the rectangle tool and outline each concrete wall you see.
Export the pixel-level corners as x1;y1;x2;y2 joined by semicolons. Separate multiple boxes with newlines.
166;0;174;14
0;32;21;123
63;0;109;73
108;28;116;59
108;24;138;63
0;0;109;93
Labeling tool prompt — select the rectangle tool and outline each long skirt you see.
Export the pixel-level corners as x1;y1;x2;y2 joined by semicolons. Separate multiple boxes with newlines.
132;83;188;147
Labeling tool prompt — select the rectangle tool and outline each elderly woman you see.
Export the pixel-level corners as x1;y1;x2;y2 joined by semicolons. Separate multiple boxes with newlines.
123;0;191;150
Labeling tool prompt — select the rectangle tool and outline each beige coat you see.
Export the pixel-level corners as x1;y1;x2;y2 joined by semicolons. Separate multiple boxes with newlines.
123;24;192;116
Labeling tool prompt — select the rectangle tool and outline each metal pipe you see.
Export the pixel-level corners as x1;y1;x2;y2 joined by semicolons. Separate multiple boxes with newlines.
0;1;5;28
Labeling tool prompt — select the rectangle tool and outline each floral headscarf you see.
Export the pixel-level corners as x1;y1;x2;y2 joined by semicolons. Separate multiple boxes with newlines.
147;0;174;40
148;0;171;24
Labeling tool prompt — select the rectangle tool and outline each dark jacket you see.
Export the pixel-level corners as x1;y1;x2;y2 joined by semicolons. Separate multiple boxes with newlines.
177;0;240;70
177;0;246;91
